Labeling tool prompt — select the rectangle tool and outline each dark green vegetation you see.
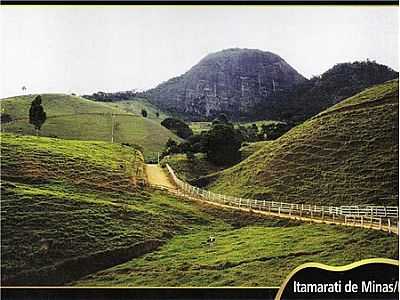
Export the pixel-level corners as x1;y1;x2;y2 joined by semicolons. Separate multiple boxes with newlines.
162;121;243;166
164;115;287;167
161;153;224;182
253;61;398;123
75;219;398;287
29;95;47;134
82;90;138;102
1;94;181;160
209;80;399;206
161;118;193;139
205;123;242;166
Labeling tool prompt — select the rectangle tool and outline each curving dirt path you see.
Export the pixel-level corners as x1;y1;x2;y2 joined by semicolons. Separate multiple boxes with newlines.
145;164;176;190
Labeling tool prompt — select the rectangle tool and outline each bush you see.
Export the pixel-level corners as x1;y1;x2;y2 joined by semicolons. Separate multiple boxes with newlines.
0;113;13;124
161;118;193;139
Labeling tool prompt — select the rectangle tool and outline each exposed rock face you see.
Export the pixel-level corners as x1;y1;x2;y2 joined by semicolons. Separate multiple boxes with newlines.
147;48;305;121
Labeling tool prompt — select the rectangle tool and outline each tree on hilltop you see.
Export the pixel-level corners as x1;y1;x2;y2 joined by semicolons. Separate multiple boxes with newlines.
29;95;46;136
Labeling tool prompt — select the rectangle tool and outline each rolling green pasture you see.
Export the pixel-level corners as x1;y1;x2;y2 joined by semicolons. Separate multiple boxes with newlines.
75;218;398;287
1;94;181;160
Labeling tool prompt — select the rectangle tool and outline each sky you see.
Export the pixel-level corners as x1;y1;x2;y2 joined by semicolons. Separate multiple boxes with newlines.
0;6;398;98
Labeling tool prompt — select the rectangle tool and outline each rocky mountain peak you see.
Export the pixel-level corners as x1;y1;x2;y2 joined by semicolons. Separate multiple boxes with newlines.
147;48;306;121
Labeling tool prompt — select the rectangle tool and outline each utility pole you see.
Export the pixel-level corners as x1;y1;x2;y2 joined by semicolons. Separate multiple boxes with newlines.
157;152;160;165
111;113;115;143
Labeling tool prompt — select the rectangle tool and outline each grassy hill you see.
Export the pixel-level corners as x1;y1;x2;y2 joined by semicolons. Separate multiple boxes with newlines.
1;94;181;160
240;141;272;160
1;133;398;287
105;98;171;120
0;133;217;285
209;80;399;206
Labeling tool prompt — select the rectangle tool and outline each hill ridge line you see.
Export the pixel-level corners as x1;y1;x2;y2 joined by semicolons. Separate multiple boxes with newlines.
314;92;398;120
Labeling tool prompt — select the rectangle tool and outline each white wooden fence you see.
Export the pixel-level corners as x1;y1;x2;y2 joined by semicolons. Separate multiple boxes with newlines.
165;164;399;234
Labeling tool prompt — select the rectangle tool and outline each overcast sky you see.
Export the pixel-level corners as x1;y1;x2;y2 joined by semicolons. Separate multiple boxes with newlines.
0;6;398;98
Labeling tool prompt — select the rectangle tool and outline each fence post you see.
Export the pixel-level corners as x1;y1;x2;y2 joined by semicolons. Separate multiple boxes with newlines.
345;215;347;225
379;218;382;230
278;206;281;216
388;218;391;234
361;216;363;227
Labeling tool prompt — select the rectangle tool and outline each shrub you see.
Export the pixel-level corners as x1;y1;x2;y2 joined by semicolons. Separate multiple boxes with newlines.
161;118;193;139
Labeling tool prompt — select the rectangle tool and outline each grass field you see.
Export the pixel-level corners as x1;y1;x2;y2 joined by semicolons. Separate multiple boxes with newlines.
240;141;272;160
74;213;398;287
1;94;181;160
0;133;211;284
105;98;171;121
209;80;399;206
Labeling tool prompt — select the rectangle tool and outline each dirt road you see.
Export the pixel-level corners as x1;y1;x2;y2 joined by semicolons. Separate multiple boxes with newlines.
145;164;176;190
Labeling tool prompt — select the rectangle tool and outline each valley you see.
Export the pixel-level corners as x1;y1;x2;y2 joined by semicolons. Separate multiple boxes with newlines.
1;49;398;289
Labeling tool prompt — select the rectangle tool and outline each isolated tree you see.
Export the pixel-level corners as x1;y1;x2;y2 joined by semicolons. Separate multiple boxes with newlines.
141;109;148;118
156;112;160;118
29;95;46;136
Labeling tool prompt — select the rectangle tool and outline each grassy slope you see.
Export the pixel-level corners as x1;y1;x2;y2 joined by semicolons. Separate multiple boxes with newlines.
160;153;224;182
1;133;189;283
209;80;399;206
106;98;170;121
240;141;272;160
75;212;397;287
1;94;181;160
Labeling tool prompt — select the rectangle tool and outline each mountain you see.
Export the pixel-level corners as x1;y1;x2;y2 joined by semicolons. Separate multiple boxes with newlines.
208;80;399;206
0;94;181;160
146;48;398;123
254;60;399;123
147;48;306;121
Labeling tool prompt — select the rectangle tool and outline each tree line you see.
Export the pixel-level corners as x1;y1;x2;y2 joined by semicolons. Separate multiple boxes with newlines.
161;114;293;166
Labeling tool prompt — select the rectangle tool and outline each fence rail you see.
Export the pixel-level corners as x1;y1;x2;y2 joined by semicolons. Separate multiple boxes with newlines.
165;164;399;234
